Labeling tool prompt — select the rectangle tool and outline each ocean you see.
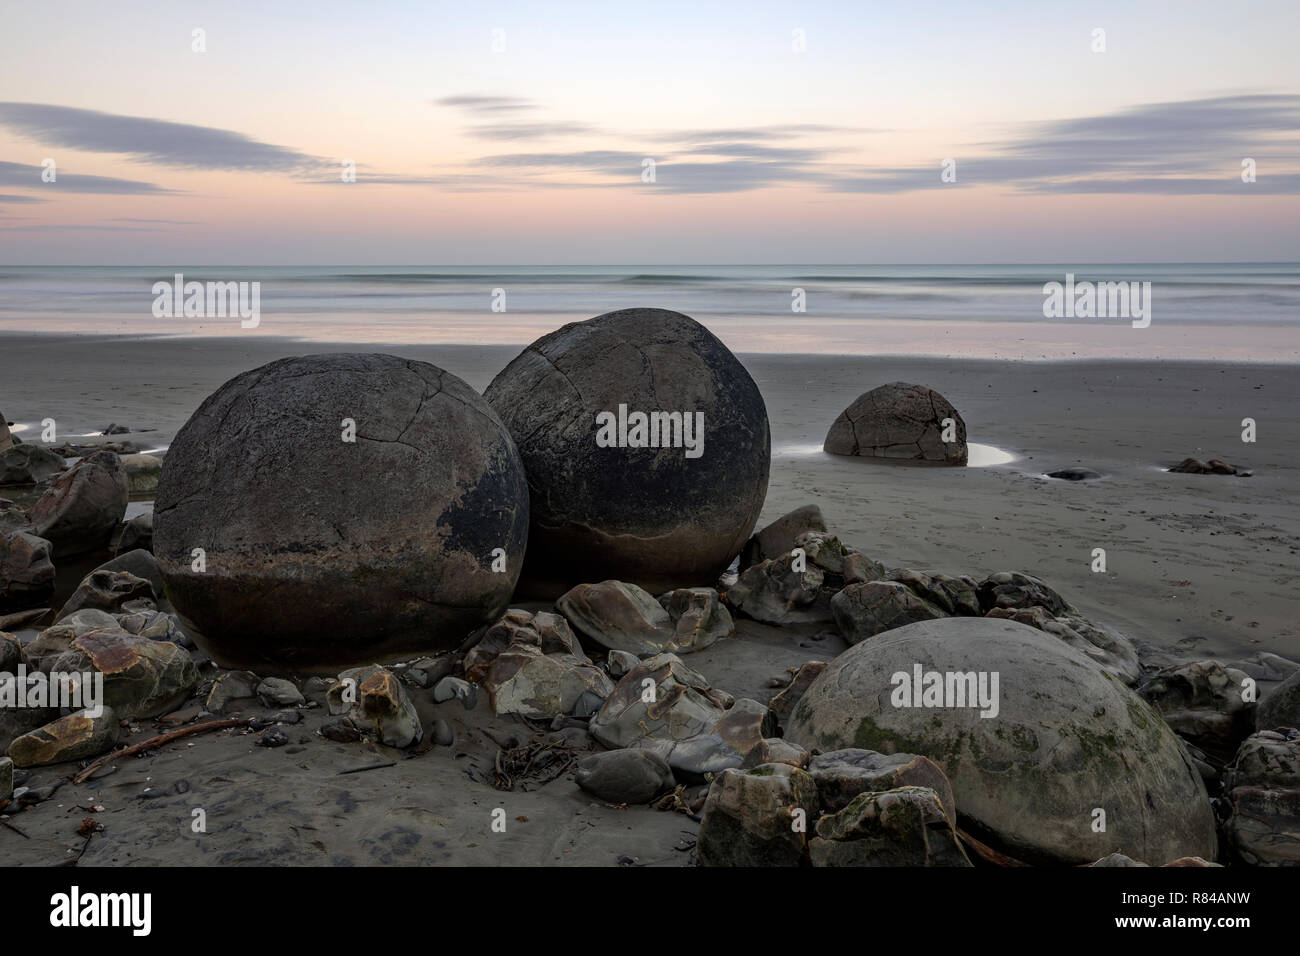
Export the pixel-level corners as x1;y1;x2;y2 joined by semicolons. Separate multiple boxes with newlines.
2;263;1298;360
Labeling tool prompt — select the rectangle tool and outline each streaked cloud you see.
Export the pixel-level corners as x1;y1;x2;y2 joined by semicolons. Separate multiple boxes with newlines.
0;102;323;172
826;93;1300;194
0;160;176;194
434;95;537;113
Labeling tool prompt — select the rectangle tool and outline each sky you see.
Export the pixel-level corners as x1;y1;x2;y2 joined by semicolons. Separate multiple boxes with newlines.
0;0;1298;264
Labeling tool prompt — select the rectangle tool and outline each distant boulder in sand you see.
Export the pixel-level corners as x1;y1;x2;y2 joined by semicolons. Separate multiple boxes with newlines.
824;382;967;465
153;353;530;671
27;451;127;556
1169;457;1251;477
485;308;770;598
786;617;1218;865
1046;467;1102;481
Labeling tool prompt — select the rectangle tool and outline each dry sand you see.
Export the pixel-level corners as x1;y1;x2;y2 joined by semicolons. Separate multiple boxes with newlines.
2;331;1297;865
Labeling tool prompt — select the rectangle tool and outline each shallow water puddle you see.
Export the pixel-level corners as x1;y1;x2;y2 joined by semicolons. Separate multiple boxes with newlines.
771;440;1015;467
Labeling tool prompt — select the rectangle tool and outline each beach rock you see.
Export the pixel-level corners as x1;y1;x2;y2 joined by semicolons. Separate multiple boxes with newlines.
740;504;827;570
696;763;820;867
481;644;615;719
0;443;65;487
575;749;675;804
93;549;165;599
1225;729;1300;792
464;608;586;680
769;660;828;721
114;513;153;555
987;606;1141;685
119;454;163;494
649;698;776;781
1046;467;1103;481
153;353;530;671
557;580;731;656
403;655;454;689
786;617;1218;865
0;502;29;534
484;308;770;597
0;531;55;610
101;424;130;436
1088;853;1148;867
1224;787;1300;866
657;587;734;651
589;653;724;749
0;631;20;672
27;451;128;557
7;707;120;768
0;415;11;452
21;610;117;672
725;554;831;625
56;569;155;621
0;673;58;752
1257;670;1300;733
205;670;261;713
726;533;881;626
886;569;982;616
809;749;957;825
358;668;422;748
52;629;198;720
831;580;948;644
824;382;967;465
1169;457;1247;476
1138;660;1256;763
810;787;972;867
606;649;638;678
256;677;305;707
976;570;1072;615
431;675;477;710
116;608;183;644
0;756;11;800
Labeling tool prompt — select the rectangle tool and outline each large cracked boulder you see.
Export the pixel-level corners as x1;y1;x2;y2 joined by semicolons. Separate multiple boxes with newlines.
27;451;127;556
824;382;966;465
484;308;769;598
153;354;530;671
786;617;1218;865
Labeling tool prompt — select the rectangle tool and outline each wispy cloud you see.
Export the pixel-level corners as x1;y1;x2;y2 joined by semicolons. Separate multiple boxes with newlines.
434;95;537;113
467;121;596;140
826;93;1300;194
0;192;49;203
0;102;324;173
0;160;176;194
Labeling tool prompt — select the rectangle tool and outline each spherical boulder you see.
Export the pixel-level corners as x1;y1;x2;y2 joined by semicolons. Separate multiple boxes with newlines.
484;308;769;597
153;353;529;671
786;617;1217;865
824;382;966;465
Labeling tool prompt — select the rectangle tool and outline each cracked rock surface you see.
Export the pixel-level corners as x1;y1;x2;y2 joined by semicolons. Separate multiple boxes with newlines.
154;353;530;671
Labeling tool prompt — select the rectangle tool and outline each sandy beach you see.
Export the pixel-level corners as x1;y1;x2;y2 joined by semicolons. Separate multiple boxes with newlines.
2;330;1297;866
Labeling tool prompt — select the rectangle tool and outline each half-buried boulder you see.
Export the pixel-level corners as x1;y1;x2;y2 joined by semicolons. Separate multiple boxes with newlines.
824;382;967;465
153;354;530;671
785;617;1217;865
484;308;769;597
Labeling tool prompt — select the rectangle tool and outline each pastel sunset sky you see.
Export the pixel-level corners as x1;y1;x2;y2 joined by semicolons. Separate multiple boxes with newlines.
1;0;1298;263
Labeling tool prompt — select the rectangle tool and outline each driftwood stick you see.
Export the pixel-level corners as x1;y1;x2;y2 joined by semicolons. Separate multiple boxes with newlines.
71;718;253;785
